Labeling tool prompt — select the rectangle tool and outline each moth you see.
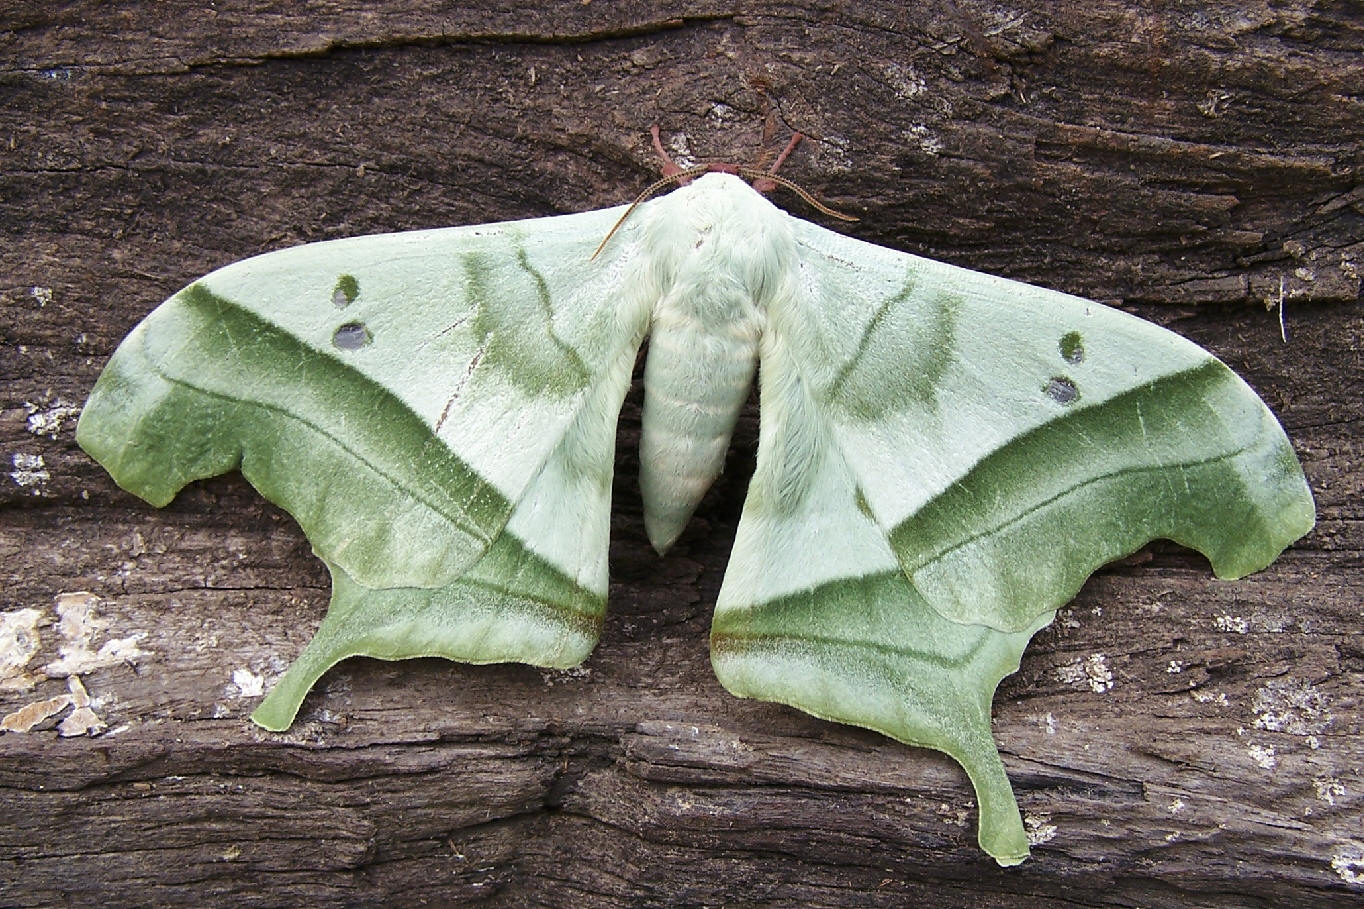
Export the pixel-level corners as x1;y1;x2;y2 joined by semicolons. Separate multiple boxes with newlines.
77;134;1314;865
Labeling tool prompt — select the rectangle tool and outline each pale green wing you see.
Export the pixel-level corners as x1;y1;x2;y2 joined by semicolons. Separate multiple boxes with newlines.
712;218;1314;863
776;219;1314;631
78;207;652;729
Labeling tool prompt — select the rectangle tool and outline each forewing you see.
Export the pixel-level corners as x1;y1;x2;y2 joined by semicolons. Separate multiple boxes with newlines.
78;206;651;728
773;219;1314;632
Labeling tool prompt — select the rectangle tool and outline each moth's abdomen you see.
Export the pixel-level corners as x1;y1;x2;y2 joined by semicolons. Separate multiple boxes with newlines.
634;171;794;554
640;307;759;554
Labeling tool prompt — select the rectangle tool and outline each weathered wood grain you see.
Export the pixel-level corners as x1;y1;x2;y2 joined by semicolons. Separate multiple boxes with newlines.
1;2;1360;906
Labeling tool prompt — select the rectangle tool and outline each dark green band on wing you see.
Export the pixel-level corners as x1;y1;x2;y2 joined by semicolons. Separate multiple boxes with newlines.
464;247;593;398
77;283;512;590
713;570;997;666
821;276;960;421
888;360;1315;631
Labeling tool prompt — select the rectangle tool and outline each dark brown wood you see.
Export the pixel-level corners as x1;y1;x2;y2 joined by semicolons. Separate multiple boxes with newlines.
1;2;1360;906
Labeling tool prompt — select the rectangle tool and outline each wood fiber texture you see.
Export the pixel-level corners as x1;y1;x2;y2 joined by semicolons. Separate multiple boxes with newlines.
1;2;1360;906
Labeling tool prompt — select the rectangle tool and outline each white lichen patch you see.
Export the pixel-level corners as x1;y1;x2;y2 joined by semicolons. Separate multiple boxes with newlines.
882;62;927;99
1215;611;1294;634
662;131;695;169
1;692;72;732
3;597;132;736
1332;845;1364;886
902;123;943;156
57;709;104;737
1166;659;1185;674
1253;678;1331;737
230;667;265;698
1214;613;1249;634
25;398;82;438
1055;660;1084;686
1085;652;1118;687
1168;797;1186;814
57;675;106;737
1191;689;1230;707
9;453;49;493
1313;777;1345;806
1246;742;1276;770
43;591;149;677
30;286;53;307
2;676;105;736
1024;813;1057;845
1057;653;1114;693
705;102;738;125
0;607;44;692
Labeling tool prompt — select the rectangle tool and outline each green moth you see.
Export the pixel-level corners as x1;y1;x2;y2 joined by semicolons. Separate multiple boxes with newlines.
77;168;1314;865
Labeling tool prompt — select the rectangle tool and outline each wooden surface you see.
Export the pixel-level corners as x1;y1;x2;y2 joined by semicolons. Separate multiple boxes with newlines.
2;2;1361;906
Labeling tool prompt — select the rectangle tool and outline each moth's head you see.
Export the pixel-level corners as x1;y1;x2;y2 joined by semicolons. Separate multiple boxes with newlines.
590;131;855;260
665;171;764;204
643;172;786;250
